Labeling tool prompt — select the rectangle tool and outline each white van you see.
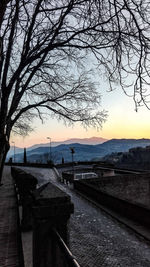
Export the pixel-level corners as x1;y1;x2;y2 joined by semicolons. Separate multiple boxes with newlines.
74;172;98;180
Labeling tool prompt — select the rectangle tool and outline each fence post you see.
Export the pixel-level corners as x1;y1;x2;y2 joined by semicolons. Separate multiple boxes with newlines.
32;182;74;267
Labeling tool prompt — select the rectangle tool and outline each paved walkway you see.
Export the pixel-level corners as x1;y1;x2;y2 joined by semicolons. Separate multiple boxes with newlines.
0;166;23;267
22;166;150;267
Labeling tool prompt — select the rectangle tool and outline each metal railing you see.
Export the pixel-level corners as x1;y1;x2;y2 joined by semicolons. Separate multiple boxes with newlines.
52;228;80;267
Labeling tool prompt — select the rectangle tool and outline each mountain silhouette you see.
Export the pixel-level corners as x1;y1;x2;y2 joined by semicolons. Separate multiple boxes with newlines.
7;138;150;164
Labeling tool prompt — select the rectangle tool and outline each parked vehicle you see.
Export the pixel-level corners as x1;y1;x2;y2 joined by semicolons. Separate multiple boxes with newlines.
74;172;98;180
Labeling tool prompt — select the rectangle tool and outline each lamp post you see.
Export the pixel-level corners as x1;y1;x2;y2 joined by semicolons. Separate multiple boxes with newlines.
12;141;15;163
47;137;51;162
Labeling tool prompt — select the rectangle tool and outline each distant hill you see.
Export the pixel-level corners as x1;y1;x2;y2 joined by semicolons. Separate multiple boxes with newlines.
7;146;24;158
27;136;107;151
59;137;107;145
7;136;107;158
8;143;106;163
6;138;150;164
93;138;150;160
116;146;150;170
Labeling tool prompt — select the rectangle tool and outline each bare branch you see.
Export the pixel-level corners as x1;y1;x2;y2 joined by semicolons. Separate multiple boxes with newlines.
0;0;150;140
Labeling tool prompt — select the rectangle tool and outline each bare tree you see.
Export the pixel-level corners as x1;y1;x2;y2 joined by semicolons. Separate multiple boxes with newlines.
0;0;150;181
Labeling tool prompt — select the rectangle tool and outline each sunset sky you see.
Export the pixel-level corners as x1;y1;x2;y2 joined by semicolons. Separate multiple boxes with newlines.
10;82;150;148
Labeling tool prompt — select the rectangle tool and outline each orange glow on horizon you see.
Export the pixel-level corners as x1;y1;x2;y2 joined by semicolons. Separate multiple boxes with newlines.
10;89;150;148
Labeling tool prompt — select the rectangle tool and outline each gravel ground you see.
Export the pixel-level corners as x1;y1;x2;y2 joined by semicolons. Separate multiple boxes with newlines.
22;167;150;267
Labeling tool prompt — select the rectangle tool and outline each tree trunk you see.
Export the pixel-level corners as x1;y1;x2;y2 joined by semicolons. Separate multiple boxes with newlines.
0;135;10;184
0;0;11;30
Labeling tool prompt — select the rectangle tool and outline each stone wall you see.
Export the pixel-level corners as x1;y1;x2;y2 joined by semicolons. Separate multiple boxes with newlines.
86;173;150;207
74;177;150;228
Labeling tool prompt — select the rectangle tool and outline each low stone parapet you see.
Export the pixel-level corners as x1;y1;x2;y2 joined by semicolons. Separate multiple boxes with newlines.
32;182;74;267
11;167;38;230
11;167;75;266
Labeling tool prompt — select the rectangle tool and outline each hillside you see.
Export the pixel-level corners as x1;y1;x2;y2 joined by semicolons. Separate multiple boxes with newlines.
97;138;150;153
7;136;107;158
9;143;106;163
116;146;150;170
26;136;107;150
7;138;150;164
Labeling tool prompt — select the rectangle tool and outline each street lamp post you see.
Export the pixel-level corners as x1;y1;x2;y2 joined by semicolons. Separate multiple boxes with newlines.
12;141;15;163
47;137;51;162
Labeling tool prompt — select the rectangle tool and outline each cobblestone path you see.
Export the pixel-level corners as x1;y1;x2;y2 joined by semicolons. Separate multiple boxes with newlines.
23;167;150;267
